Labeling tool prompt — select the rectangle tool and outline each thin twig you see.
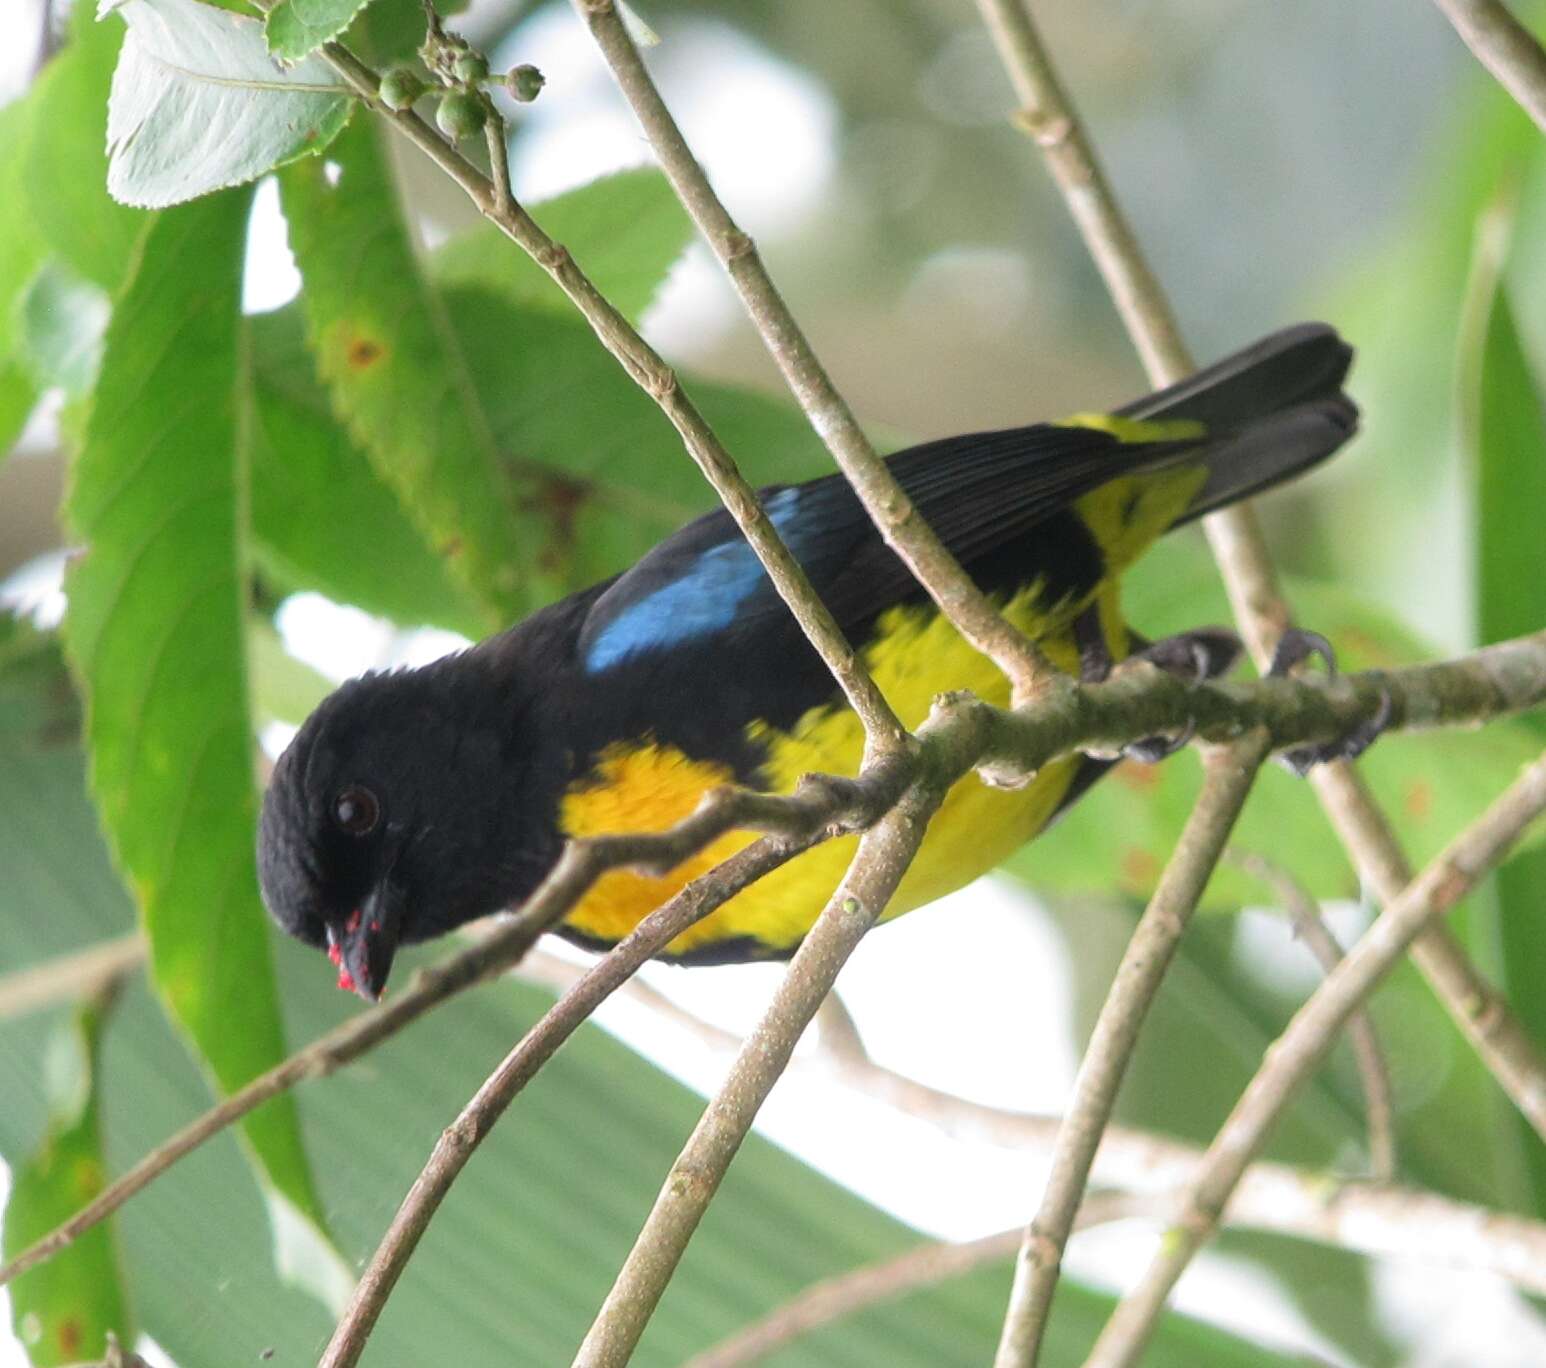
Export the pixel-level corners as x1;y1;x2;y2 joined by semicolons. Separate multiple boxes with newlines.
318;39;908;753
571;0;1059;704
1085;748;1546;1368
1311;763;1546;1143
317;829;834;1367
685;1194;1160;1368
1431;0;1546;133
572;782;944;1367
975;0;1546;1181
993;735;1270;1368
813;990;868;1065
1229;849;1398;1183
522;952;1546;1314
0;932;145;1022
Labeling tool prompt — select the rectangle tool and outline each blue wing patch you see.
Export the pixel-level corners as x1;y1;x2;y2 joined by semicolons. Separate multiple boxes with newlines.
585;488;807;673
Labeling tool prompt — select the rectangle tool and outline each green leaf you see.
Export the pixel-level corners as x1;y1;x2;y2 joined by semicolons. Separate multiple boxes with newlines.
14;262;111;399
279;118;546;622
3;997;134;1368
1458;179;1546;1215
247;309;487;635
1019;534;1546;908
340;0;463;65
249;619;333;726
445;286;831;594
58;192;348;1313
22;0;143;291
434;168;696;326
0;99;45;460
265;0;375;61
101;0;353;209
1320;76;1541;627
0;367;36;465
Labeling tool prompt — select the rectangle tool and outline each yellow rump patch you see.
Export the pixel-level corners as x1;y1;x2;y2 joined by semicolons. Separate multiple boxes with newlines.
1056;412;1206;443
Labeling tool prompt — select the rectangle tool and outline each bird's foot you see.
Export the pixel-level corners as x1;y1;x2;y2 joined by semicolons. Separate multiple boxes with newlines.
1120;625;1242;763
1268;628;1392;775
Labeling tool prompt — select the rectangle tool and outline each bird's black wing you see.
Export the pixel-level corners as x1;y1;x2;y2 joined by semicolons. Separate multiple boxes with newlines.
575;421;1159;679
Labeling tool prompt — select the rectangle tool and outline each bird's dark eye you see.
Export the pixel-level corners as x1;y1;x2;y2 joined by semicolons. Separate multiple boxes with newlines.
333;785;380;836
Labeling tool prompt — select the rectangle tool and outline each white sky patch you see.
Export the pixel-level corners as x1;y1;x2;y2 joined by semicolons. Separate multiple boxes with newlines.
275;594;397;684
242;176;302;316
1068;1222;1358;1367
0;549;68;630
499;6;835;235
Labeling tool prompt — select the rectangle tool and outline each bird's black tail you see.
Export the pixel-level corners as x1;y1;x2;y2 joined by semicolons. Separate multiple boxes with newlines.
1118;323;1358;526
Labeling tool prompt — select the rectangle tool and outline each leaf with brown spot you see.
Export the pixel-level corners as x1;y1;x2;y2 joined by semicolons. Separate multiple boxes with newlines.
342;331;386;371
1114;759;1161;793
281;120;542;623
1120;847;1161;890
1404;778;1434;821
3;997;133;1366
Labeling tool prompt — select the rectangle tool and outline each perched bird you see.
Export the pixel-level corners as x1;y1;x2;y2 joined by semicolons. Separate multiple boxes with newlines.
259;324;1356;1000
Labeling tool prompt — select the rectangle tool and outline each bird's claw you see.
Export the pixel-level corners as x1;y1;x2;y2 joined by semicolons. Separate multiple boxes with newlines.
1267;629;1391;774
1124;715;1198;765
1133;626;1243;684
1277;687;1394;776
1268;627;1337;680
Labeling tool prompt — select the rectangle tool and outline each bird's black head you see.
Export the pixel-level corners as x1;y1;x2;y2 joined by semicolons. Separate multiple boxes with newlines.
258;653;558;1001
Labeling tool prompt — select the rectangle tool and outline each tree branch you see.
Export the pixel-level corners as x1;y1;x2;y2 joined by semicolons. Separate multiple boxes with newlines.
1431;0;1546;133
686;1195;1160;1368
318;40;907;752
570;0;1058;704
1085;748;1546;1368
0;769;900;1292
7;631;1546;1292
993;735;1269;1367
973;0;1546;1183
522;950;1546;1355
316;826;843;1367
1228;849;1397;1183
570;781;943;1366
0;932;144;1022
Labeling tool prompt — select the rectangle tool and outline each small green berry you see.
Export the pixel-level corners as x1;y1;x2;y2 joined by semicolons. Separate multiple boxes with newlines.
436;92;487;142
378;67;425;112
452;51;489;85
504;63;546;103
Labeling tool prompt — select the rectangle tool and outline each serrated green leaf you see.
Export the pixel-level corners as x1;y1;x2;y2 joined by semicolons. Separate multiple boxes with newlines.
247;308;487;635
101;0;353;209
265;0;374;61
434;168;695;325
1017;534;1546;907
21;0;143;292
15;262;110;399
3;997;134;1368
58;191;347;1313
279;119;546;622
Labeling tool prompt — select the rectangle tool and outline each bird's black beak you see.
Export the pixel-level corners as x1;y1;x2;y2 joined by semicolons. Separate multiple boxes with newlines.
326;878;406;1002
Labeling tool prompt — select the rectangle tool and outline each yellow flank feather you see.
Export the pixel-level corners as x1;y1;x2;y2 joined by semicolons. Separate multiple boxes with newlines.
558;459;1209;957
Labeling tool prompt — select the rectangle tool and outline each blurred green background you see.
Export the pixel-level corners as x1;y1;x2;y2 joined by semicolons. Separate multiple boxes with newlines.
3;0;1546;1365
